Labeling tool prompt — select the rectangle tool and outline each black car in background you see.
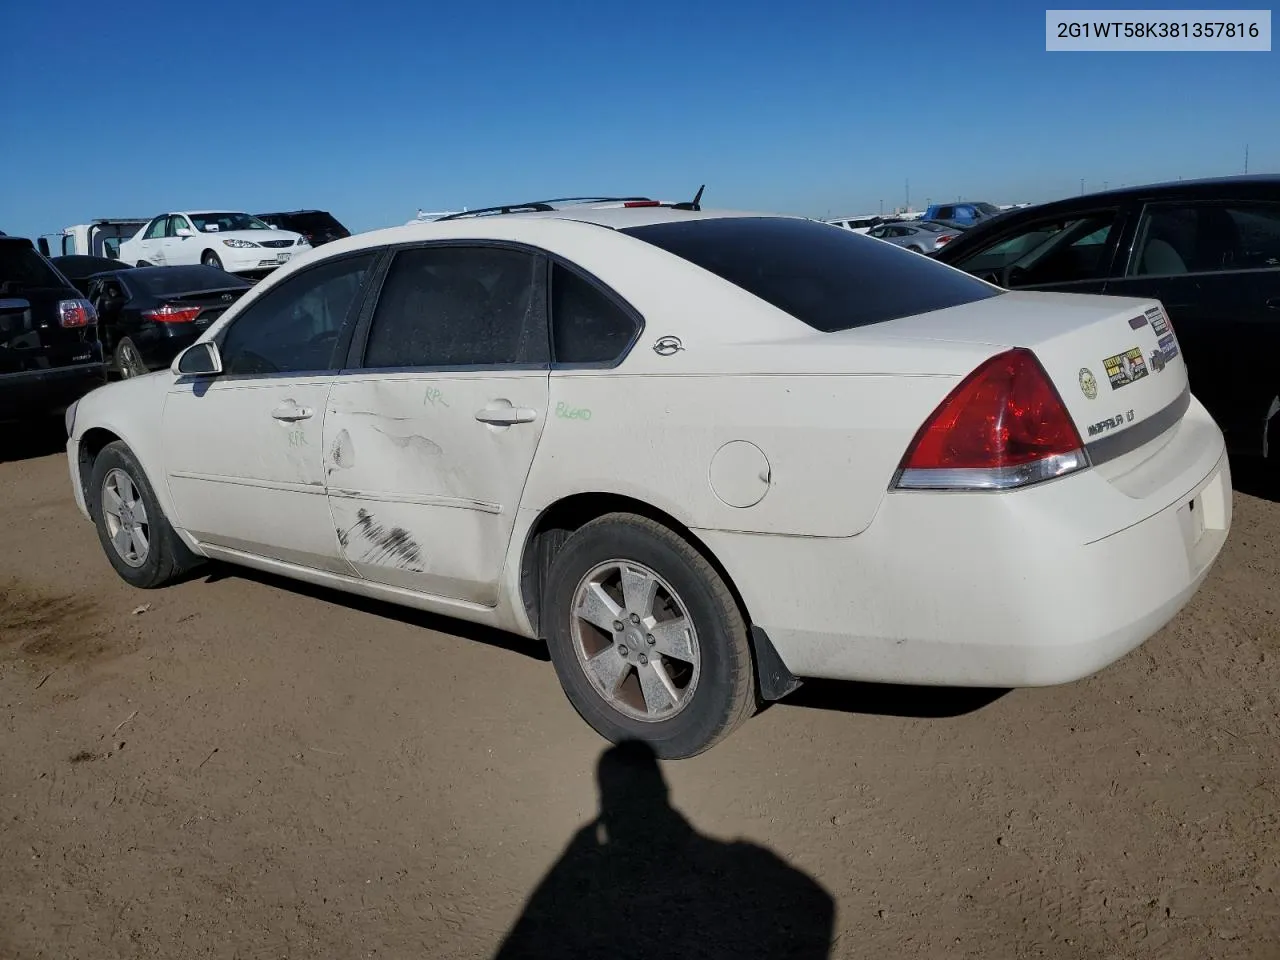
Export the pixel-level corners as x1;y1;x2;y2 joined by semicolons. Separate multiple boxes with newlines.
934;175;1280;477
1;236;107;422
254;209;351;246
51;255;132;296
86;265;251;377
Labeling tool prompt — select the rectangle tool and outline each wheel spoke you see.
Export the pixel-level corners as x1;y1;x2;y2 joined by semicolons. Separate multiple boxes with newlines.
585;648;629;696
101;486;123;518
130;499;148;527
119;476;138;507
577;582;622;633
637;661;678;714
129;526;149;559
111;527;133;559
648;616;694;662
621;565;659;619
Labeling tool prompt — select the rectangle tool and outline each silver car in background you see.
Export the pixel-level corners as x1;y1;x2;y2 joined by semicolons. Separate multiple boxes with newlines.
867;220;960;254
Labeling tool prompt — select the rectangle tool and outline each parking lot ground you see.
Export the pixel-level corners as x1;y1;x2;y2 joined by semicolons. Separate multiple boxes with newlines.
1;441;1278;959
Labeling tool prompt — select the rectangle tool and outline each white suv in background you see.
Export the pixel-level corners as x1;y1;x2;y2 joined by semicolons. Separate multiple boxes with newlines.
121;212;309;278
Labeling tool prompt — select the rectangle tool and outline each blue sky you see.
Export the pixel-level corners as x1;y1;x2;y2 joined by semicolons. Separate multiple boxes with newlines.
2;0;1276;240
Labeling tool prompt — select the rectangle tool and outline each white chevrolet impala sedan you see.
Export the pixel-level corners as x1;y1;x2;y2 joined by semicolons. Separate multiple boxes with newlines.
64;198;1232;757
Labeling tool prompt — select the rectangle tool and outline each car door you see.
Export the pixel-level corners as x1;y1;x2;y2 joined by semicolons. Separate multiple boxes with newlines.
134;216;168;265
159;214;196;266
323;242;550;604
1102;198;1280;454
945;206;1128;294
162;250;379;571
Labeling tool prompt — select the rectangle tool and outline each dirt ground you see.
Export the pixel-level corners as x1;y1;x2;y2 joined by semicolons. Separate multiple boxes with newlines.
1;429;1277;960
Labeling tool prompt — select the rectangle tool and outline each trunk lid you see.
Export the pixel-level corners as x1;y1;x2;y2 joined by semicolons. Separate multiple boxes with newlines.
862;290;1189;459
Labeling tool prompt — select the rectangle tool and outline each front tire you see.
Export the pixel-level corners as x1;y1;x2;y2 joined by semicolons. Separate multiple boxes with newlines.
543;513;755;759
89;441;201;588
202;251;223;269
114;337;148;378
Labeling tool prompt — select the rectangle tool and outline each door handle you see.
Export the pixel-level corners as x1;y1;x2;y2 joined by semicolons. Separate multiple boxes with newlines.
475;404;538;426
271;402;313;421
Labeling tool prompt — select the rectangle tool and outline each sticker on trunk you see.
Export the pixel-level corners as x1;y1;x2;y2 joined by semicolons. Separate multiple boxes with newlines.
1103;347;1149;390
1158;333;1179;359
1078;367;1098;399
1147;308;1170;336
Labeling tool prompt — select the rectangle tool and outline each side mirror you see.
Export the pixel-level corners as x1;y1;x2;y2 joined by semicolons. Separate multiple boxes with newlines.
172;340;223;377
176;228;194;238
37;237;51;256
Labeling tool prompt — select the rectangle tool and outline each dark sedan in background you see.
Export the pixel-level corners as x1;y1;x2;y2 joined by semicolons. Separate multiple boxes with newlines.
934;175;1280;480
51;255;132;296
86;265;250;377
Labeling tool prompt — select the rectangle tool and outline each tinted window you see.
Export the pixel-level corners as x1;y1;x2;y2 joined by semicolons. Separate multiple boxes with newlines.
0;241;68;290
1130;201;1280;276
363;245;547;368
551;264;638;364
218;253;374;375
622;217;1000;333
954;211;1120;284
131;266;250;296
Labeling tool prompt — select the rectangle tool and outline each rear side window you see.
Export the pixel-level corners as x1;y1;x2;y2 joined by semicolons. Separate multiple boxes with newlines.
363;245;548;368
0;241;68;290
621;217;999;333
551;264;638;365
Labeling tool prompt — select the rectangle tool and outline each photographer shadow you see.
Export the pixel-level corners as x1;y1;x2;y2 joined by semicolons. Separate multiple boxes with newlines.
494;740;835;960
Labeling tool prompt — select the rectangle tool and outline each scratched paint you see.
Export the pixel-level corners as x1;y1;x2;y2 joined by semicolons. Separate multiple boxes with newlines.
370;425;443;458
288;428;308;447
329;429;355;469
341;508;424;571
424;386;449;408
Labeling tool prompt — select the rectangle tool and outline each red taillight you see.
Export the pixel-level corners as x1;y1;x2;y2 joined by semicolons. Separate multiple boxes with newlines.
934;234;953;245
895;347;1088;491
623;200;661;207
58;299;96;328
143;304;202;323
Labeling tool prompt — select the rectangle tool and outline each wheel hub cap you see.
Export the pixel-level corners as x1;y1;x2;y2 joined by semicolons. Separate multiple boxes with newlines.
570;560;701;723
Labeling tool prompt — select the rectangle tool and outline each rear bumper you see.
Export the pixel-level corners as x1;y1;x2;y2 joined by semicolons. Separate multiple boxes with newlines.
132;325;202;370
702;404;1232;688
0;363;108;421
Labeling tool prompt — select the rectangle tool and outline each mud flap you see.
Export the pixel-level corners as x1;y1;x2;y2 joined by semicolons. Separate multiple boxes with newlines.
750;625;803;701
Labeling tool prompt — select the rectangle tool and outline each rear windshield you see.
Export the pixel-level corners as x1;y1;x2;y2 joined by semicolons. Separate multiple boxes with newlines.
621;217;1000;332
264;212;348;236
0;241;70;291
130;265;250;296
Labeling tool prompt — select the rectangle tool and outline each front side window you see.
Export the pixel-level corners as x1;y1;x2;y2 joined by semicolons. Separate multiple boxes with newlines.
953;210;1120;285
622;216;1000;333
217;253;375;376
551;264;639;365
1129;200;1280;277
362;245;547;369
143;217;168;240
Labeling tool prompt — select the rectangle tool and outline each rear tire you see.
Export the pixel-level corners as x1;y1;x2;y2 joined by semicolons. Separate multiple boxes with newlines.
202;251;223;269
542;513;756;759
114;337;148;378
89;441;202;588
907;245;924;253
135;260;151;267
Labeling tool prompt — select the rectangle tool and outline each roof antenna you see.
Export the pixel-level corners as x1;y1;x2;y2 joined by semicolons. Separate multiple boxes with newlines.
672;184;705;211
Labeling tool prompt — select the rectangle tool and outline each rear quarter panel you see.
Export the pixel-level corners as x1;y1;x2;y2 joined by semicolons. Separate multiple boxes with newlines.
523;370;961;537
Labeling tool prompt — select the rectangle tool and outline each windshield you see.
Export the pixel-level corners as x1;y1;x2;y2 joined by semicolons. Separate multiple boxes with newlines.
0;241;71;291
622;216;1000;333
190;212;272;233
131;265;251;296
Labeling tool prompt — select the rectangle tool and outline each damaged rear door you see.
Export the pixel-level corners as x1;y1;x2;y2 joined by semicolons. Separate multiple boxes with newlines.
324;243;551;605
